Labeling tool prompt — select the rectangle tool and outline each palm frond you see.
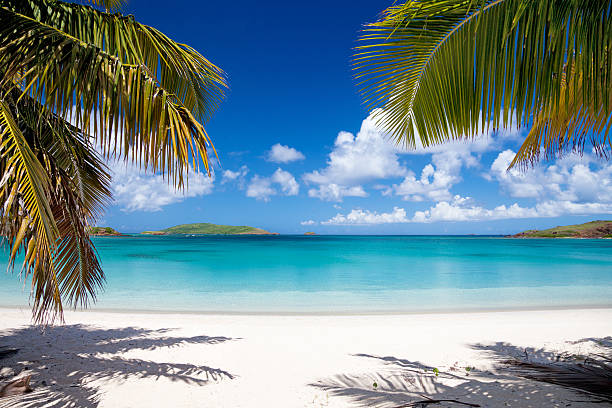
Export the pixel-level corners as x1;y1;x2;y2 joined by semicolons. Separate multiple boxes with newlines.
355;0;612;160
22;94;113;218
1;0;227;125
0;0;227;322
0;5;216;186
21;93;111;313
0;98;63;320
85;0;126;12
1;90;111;322
511;71;612;169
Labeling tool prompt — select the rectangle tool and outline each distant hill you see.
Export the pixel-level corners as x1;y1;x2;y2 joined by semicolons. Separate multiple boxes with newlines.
510;220;612;238
142;223;278;235
88;226;122;236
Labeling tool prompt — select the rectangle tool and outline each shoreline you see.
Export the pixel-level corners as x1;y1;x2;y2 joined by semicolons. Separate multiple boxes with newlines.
2;303;612;317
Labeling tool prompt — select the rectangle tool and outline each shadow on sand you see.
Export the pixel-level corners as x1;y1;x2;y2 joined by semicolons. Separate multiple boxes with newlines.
311;337;612;407
0;324;236;407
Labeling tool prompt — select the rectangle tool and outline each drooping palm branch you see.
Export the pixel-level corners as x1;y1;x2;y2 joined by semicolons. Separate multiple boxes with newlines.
511;70;612;168
0;0;227;322
355;0;612;168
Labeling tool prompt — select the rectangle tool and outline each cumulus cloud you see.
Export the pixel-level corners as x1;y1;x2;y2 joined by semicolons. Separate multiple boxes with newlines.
322;207;409;225
221;165;249;189
412;195;612;223
111;161;214;212
304;115;406;201
272;168;299;195
305;112;520;203
531;200;612;217
393;162;459;202
301;220;316;226
489;150;612;203
321;194;612;225
307;184;367;202
411;196;537;223
222;165;248;183
246;175;276;202
267;143;305;163
246;168;299;201
388;125;519;202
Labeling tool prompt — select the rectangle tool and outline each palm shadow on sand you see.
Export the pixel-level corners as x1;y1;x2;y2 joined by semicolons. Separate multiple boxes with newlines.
311;337;612;407
0;324;236;407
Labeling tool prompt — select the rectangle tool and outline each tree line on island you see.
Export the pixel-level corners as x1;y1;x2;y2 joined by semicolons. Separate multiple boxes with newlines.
509;220;612;238
88;223;280;236
142;223;279;235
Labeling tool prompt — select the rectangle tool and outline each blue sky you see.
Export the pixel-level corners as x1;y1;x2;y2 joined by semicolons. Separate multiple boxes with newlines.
101;0;612;235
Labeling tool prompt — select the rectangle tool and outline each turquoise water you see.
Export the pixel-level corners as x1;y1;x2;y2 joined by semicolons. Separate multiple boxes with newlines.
1;235;611;313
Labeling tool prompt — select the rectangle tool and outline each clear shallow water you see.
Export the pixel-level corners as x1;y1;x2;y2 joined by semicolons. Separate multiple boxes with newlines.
1;235;611;313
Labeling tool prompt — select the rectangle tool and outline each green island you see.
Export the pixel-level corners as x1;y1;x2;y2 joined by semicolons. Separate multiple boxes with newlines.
510;220;612;238
87;226;122;236
141;223;278;235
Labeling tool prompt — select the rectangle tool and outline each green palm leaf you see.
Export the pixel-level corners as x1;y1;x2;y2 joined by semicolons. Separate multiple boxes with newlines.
0;98;63;320
23;94;111;312
85;0;126;12
2;0;227;125
0;0;227;322
1;90;113;322
355;0;612;163
0;5;218;185
512;70;612;168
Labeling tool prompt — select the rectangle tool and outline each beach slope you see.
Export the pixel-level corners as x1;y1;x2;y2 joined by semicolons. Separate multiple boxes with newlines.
0;308;611;407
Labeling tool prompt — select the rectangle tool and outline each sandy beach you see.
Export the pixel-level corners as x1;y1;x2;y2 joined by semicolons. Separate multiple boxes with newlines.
0;307;610;407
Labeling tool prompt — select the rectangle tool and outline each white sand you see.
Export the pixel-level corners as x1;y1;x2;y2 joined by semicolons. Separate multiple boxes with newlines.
0;307;611;407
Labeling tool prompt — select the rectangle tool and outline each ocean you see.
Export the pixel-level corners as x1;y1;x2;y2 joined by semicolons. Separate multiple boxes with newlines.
1;235;611;313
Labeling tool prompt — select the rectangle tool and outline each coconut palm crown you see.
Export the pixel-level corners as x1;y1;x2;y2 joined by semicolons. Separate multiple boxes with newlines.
355;0;612;168
0;0;227;322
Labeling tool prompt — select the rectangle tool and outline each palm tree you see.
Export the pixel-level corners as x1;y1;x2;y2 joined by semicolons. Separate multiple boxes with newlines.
0;0;227;322
354;0;611;168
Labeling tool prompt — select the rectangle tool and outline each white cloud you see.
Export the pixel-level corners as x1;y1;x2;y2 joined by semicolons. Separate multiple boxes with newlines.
322;207;409;225
307;184;367;202
412;195;612;223
305;112;520;203
532;200;612;218
301;220;316;226
222;165;248;185
271;168;299;196
321;194;612;225
490;150;612;203
246;175;276;201
267;143;305;163
393;163;458;202
246;168;299;201
411;196;538;223
303;115;406;201
389;126;514;202
246;175;276;202
111;161;214;212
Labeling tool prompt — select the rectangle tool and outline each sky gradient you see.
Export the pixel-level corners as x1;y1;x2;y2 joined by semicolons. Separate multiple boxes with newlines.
100;0;612;235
